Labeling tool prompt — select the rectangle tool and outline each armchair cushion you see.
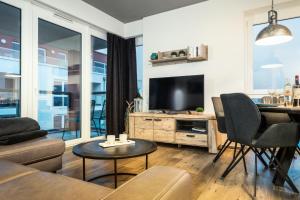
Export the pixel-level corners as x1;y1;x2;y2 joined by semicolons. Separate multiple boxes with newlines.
252;123;300;148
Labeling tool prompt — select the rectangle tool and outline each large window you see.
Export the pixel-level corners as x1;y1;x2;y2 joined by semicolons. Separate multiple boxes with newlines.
252;17;300;91
90;36;107;138
136;45;143;95
0;2;21;118
38;19;82;141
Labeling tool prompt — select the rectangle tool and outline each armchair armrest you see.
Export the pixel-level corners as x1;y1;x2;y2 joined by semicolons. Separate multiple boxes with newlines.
103;166;192;200
252;123;300;148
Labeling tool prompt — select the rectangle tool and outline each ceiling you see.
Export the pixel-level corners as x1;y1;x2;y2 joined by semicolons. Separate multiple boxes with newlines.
82;0;208;23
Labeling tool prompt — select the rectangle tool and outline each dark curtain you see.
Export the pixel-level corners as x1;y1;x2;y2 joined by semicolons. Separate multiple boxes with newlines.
106;33;138;136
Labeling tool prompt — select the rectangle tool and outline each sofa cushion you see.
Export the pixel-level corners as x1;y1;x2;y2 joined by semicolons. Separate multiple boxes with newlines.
0;160;38;184
103;166;192;200
0;171;113;200
0;136;65;165
0;130;48;145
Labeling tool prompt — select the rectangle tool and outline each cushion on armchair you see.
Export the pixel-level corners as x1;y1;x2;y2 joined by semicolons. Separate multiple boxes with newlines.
0;130;48;145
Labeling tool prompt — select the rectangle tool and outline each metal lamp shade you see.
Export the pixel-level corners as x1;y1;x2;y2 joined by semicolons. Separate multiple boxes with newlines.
255;23;293;46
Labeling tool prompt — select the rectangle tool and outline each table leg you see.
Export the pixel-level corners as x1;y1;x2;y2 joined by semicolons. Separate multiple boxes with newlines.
272;147;295;186
145;154;148;169
82;158;86;181
114;159;117;189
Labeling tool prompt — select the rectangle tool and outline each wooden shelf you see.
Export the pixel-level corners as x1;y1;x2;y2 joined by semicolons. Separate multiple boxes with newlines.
149;45;208;65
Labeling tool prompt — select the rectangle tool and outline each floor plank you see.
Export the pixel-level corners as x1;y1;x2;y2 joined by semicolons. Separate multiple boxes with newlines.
59;143;300;200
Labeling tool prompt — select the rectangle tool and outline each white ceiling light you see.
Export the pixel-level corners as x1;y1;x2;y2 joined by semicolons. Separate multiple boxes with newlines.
255;0;293;46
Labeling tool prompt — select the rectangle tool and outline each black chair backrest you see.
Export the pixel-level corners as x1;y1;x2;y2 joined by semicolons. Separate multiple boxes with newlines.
211;97;226;133
220;93;261;145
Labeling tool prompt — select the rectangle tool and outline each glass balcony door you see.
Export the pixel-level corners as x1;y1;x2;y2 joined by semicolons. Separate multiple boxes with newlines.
36;16;82;141
90;35;107;138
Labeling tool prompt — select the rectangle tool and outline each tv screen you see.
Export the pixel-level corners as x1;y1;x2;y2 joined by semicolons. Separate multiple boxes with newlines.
149;75;204;111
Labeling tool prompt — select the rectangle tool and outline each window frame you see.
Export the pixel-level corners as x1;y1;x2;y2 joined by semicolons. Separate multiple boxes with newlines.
245;3;300;95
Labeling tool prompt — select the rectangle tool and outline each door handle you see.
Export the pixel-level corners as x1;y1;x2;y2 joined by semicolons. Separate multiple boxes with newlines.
144;118;153;121
154;118;162;121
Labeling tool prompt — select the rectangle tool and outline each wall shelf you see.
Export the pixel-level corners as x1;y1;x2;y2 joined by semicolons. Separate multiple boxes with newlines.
149;45;208;65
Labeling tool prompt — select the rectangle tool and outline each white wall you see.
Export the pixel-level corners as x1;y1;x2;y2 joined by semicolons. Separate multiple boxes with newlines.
124;0;296;113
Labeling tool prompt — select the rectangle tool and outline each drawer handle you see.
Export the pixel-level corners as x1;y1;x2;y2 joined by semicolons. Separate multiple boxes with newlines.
154;119;162;121
144;118;153;121
186;134;195;138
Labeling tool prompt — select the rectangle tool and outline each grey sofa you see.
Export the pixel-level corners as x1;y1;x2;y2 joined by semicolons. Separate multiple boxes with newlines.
0;117;65;172
0;159;192;200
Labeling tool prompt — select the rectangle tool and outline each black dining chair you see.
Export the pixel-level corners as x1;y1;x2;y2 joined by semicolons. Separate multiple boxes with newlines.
221;93;300;197
211;97;246;173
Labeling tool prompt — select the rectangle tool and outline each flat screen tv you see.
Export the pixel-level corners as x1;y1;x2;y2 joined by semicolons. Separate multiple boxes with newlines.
149;75;204;111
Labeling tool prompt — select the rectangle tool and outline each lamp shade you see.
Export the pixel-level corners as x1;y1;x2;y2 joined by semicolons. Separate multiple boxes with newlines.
255;23;293;46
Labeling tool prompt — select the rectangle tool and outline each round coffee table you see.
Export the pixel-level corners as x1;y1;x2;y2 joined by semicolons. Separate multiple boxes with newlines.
72;139;157;188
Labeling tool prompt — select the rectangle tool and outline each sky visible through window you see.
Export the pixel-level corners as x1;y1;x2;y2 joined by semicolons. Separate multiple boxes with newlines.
253;17;300;90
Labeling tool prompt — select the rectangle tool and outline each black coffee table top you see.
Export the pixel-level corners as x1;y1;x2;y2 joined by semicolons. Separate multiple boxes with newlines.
73;139;157;160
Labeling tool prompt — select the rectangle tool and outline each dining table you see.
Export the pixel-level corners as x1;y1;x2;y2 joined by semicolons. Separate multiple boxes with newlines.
258;105;300;190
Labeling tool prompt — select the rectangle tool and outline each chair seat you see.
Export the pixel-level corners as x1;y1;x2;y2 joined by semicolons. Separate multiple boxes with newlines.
0;136;65;165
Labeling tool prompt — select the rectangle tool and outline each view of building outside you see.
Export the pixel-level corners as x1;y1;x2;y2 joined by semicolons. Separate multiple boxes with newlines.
37;19;82;141
253;17;300;91
136;45;143;96
91;36;107;137
0;2;21;118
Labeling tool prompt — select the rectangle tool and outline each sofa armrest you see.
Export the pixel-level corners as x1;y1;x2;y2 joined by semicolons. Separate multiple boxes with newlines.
103;166;192;200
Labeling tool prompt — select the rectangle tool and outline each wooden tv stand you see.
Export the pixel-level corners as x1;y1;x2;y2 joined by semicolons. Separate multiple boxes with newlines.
129;112;220;154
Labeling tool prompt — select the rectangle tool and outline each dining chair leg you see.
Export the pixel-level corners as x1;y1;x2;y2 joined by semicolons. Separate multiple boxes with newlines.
213;139;231;163
254;153;257;197
251;148;268;169
241;145;248;175
272;156;299;193
221;146;251;179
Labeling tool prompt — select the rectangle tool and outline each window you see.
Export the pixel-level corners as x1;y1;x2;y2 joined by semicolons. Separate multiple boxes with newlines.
93;61;106;74
38;19;82;140
0;2;21;118
252;17;300;92
90;36;107;138
136;45;143;95
38;48;46;63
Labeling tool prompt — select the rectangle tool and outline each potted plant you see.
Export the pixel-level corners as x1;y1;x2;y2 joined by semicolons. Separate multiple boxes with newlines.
195;107;204;113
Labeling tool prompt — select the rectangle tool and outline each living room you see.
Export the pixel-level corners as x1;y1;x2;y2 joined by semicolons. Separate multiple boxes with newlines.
1;0;300;199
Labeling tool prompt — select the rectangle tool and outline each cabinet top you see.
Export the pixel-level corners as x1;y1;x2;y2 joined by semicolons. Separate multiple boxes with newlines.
129;112;215;120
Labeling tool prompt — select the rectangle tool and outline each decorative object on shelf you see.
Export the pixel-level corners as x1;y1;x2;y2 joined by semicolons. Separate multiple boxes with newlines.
171;52;178;58
150;53;158;60
195;107;204;112
178;50;186;57
255;0;293;46
124;101;134;134
134;93;143;113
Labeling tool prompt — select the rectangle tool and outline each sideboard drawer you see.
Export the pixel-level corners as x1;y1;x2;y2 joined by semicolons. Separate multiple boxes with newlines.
175;132;207;146
153;118;175;131
154;130;174;143
134;128;153;140
135;117;153;129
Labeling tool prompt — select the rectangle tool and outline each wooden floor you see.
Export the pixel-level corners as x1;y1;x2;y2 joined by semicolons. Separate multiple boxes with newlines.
59;143;300;200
